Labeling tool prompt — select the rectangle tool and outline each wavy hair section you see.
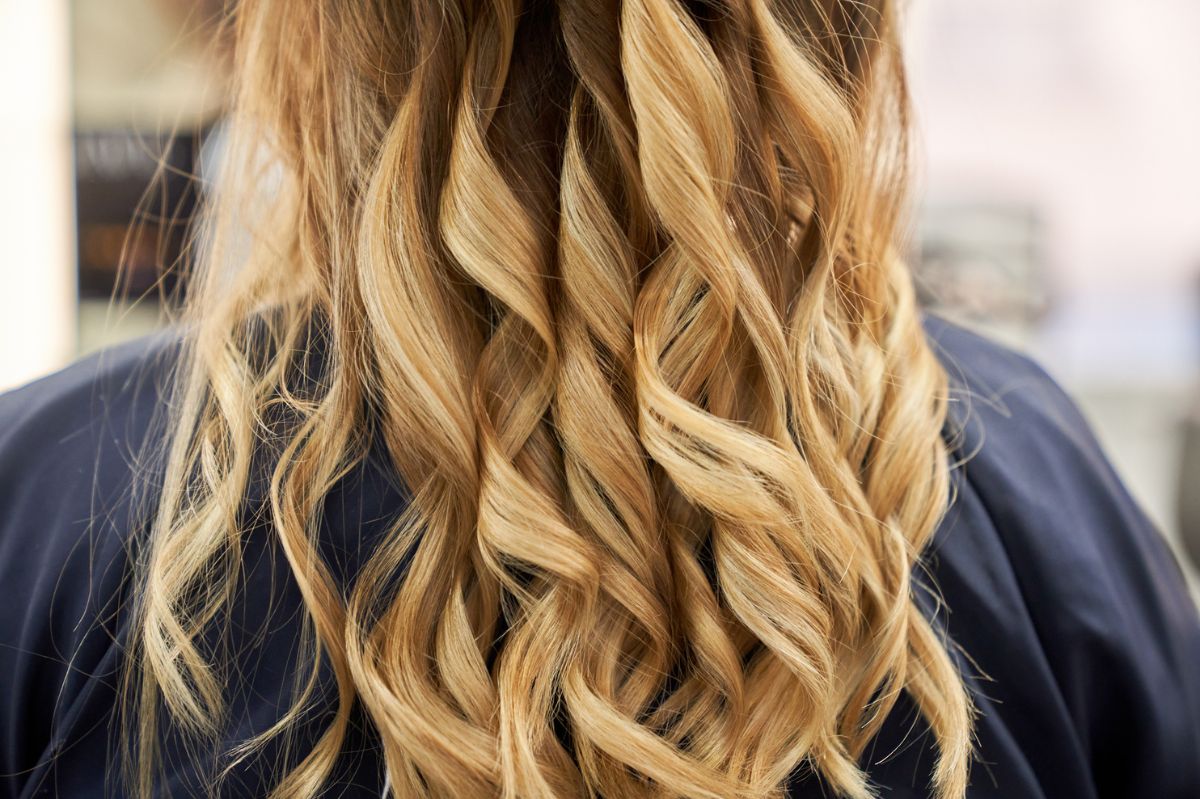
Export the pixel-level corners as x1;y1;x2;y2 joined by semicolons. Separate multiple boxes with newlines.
126;1;975;797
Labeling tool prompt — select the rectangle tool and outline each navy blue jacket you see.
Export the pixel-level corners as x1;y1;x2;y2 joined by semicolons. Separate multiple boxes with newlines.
1;316;1198;797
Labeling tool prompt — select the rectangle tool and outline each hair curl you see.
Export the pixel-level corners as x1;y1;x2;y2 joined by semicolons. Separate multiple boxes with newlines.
127;1;975;796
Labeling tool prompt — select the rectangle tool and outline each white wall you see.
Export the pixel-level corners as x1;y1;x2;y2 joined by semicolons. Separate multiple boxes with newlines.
908;0;1200;384
0;1;75;391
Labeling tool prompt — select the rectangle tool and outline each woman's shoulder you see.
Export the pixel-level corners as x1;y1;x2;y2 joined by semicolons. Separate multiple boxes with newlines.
900;313;1200;797
0;328;181;551
920;313;1159;608
922;312;1090;441
0;328;184;556
921;313;1187;606
0;329;181;463
0;329;183;796
0;327;183;613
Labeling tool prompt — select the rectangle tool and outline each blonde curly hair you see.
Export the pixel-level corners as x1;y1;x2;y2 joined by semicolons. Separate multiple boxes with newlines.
127;1;974;796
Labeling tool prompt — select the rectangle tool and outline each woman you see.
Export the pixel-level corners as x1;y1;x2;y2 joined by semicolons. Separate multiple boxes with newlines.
1;1;1198;797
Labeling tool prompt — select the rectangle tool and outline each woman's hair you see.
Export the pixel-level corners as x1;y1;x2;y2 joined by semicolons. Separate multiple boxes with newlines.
127;0;974;796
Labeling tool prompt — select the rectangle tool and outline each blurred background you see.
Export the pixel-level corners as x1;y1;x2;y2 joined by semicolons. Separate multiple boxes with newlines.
1;0;1198;586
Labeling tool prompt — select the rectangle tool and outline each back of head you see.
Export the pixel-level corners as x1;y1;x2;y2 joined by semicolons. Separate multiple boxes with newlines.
131;1;973;796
